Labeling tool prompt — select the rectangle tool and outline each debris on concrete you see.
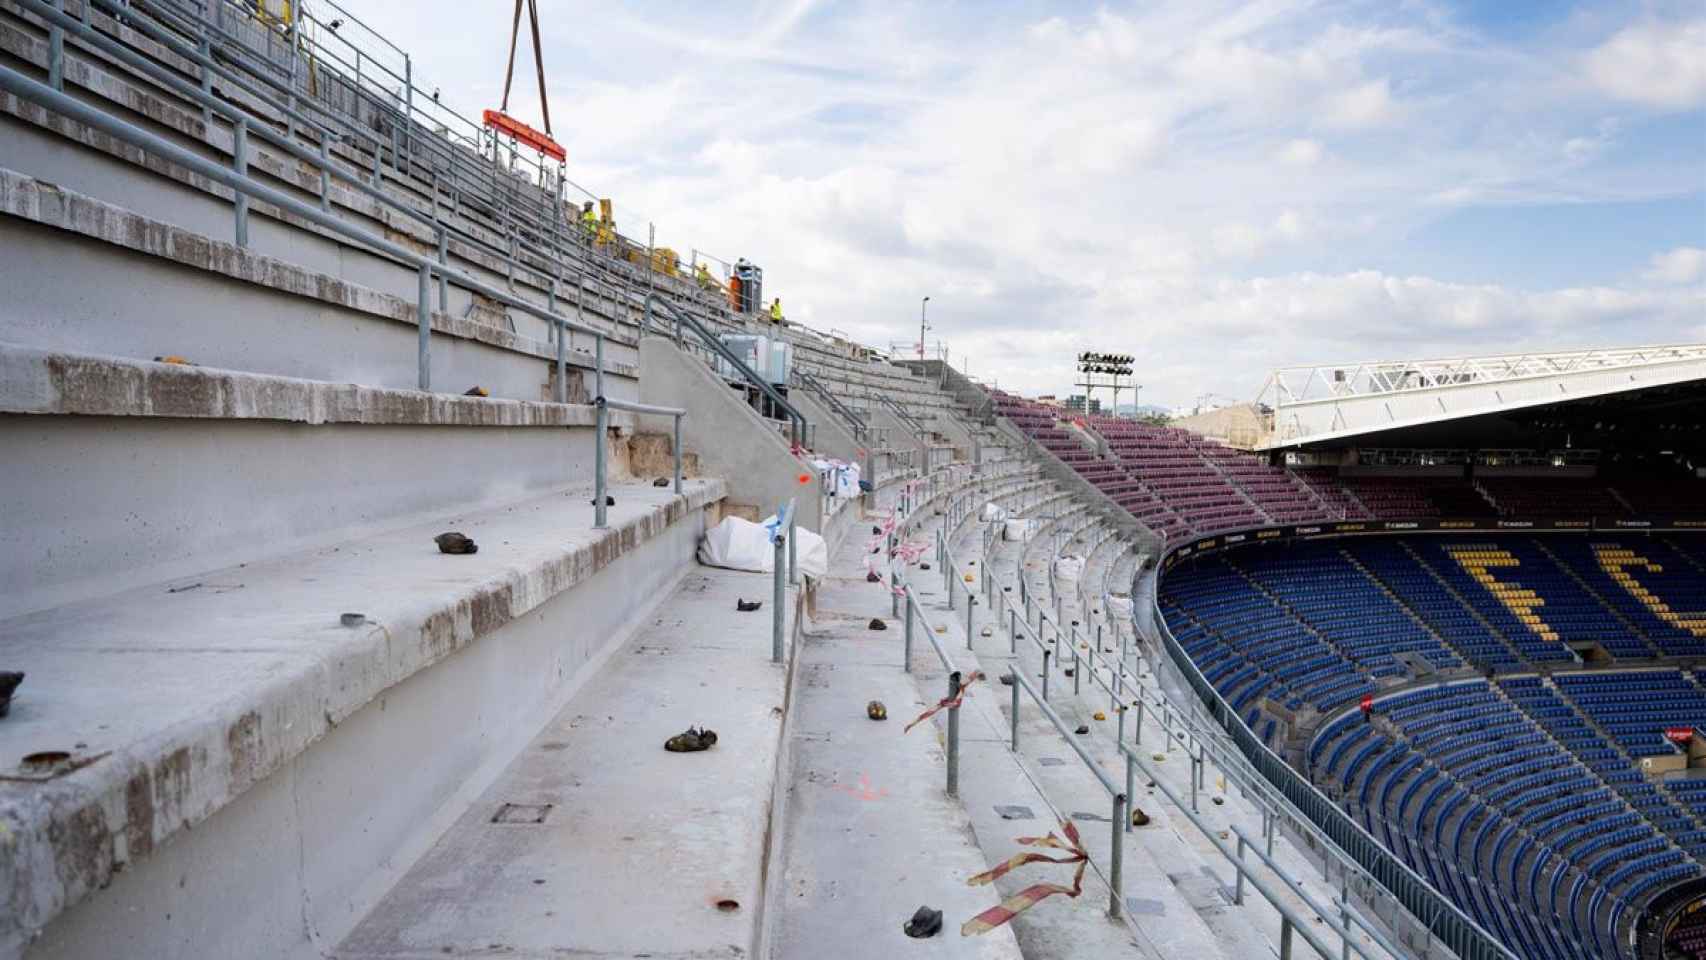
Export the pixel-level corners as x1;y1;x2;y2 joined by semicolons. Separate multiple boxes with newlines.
152;354;193;364
664;727;718;752
1131;807;1151;827
998;674;1013;686
872;525;883;535
919;563;931;571
463;385;489;397
1092;711;1106;721
865;571;882;583
434;532;478;555
0;672;22;718
867;700;888;721
653;477;670;487
735;599;762;612
980;626;993;637
1074;724;1089;735
1211;796;1225;806
902;906;942;939
868;618;887;631
1063;668;1074;677
339;613;367;627
590;495;616;506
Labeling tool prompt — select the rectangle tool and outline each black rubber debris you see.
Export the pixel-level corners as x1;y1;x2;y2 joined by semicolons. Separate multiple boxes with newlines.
902;906;942;939
664;727;718;752
868;618;888;631
736;599;762;612
998;674;1014;686
920;562;931;571
1131;807;1152;827
653;477;670;487
867;700;888;721
866;571;882;583
590;495;616;506
872;525;883;535
434;531;478;555
1074;724;1090;735
0;672;22;719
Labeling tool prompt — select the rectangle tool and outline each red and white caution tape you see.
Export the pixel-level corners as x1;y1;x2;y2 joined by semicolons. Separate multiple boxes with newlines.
903;670;984;733
960;820;1089;935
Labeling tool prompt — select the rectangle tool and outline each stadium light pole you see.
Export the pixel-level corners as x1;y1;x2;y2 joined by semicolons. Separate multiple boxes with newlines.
919;296;930;361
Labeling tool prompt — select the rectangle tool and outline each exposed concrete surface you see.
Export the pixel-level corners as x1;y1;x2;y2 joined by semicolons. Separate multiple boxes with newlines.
789;389;862;463
766;537;1022;960
335;566;790;960
639;337;824;533
0;344;653;619
0;478;725;955
0;166;639;401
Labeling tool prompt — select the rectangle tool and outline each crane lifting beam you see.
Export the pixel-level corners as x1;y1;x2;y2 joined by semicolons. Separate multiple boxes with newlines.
482;109;565;162
483;0;565;163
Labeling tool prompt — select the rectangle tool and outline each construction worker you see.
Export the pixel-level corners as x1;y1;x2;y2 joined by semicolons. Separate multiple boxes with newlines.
769;297;783;325
694;262;716;290
579;201;598;244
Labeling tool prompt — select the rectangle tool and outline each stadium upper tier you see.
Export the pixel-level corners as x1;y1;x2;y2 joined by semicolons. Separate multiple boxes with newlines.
989;391;1704;543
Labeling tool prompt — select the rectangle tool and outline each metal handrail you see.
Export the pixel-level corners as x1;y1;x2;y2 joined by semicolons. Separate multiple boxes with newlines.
791;368;867;439
0;62;616;393
646;294;809;449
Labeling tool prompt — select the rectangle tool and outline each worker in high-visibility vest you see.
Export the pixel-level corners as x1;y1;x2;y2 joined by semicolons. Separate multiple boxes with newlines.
695;263;716;290
579;202;598;243
770;298;783;324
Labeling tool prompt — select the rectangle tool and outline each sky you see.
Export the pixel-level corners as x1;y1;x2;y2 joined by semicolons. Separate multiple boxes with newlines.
343;0;1705;409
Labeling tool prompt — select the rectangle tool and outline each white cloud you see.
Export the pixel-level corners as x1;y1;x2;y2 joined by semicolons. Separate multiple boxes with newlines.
1586;18;1706;109
1644;247;1706;285
1276;138;1324;167
347;1;1705;406
1321;78;1397;129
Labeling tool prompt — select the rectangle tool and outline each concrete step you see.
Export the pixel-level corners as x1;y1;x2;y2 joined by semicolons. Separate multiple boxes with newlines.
0;166;638;403
0;342;634;619
335;566;792;960
766;533;1022;960
2;477;726;959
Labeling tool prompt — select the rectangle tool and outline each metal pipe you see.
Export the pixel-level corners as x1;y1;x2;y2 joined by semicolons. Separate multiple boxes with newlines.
673;413;683;495
232;116;248;247
945;670;961;797
772;513;786;663
1109;791;1126;919
410;261;432;390
903;590;914;673
594;335;607;528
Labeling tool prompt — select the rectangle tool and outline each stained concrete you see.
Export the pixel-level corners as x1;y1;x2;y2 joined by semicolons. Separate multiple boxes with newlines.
0;478;724;955
335;567;791;960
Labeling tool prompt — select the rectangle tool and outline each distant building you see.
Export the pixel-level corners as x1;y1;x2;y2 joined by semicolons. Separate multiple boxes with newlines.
1174;402;1267;449
1064;394;1102;415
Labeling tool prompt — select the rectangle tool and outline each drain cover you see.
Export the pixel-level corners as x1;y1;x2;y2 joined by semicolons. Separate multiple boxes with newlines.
492;803;553;824
1037;757;1066;767
993;805;1035;820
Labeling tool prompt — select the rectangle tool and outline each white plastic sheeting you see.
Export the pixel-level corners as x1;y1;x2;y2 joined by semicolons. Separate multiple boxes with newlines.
1053;555;1085;582
981;502;1009;523
812;459;861;500
1107;594;1134;619
696;514;829;578
1003;518;1037;542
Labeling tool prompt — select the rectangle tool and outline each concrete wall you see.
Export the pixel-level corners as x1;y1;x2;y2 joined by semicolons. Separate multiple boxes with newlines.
1175;404;1266;448
0;171;641;403
23;503;715;960
639;337;823;532
790;390;861;463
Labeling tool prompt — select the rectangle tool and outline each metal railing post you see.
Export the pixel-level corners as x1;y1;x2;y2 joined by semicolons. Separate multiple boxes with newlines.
1072;650;1080;694
48;0;63;91
772;521;786;663
945;670;961;797
1280;917;1294;960
672;413;683;494
1109;792;1126;919
232;117;249;247
1041;649;1050;700
594;334;607;528
437;227;449;307
1009;608;1017;654
965;595;974;648
903;591;914;672
416;263;430;390
1010;673;1020;750
318;137;331;213
1123;751;1135;832
788;510;798;586
1235;836;1247;905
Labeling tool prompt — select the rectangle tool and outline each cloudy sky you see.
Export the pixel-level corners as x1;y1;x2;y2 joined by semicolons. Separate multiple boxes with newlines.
349;0;1705;409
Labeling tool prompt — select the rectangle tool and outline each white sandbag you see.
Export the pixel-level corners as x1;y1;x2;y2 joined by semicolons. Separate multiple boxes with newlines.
1054;555;1085;582
835;462;861;500
791;523;830;579
981;502;1009;523
1107;594;1134;618
1003;518;1034;541
698;516;776;572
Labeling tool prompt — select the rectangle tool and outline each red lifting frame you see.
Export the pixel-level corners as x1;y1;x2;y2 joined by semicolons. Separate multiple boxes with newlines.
482;109;565;163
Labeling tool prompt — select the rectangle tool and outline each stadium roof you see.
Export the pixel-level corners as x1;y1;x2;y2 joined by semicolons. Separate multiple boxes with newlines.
1256;344;1706;454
